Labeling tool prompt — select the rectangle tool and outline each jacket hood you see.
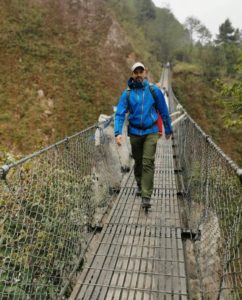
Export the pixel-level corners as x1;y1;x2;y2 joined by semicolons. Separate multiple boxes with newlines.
127;78;149;89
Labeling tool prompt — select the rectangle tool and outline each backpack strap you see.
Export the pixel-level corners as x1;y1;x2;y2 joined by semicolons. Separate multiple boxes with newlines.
149;84;158;110
149;84;163;133
126;87;132;112
126;84;157;110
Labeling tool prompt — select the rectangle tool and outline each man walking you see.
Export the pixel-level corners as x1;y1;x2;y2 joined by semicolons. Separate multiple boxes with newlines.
114;62;172;209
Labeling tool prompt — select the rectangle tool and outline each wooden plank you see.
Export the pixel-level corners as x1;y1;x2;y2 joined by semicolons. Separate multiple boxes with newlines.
96;224;128;299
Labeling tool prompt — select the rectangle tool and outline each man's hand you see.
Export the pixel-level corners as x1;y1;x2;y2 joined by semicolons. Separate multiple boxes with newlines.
116;135;122;146
165;134;172;140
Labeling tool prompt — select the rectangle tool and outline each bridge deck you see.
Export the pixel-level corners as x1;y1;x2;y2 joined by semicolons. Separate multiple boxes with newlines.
70;138;188;299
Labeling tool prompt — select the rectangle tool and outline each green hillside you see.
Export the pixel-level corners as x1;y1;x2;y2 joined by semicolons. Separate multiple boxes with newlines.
0;0;241;166
107;0;189;72
0;0;131;155
172;63;242;165
0;0;188;156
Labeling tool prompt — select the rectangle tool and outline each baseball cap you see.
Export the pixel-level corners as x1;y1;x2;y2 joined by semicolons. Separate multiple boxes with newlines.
131;62;145;72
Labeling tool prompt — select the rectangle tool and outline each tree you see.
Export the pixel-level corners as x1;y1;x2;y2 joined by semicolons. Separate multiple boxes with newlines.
214;19;241;75
216;18;239;44
153;8;190;62
200;45;226;79
184;16;212;45
184;16;201;43
234;28;242;44
135;0;156;23
217;57;242;127
197;24;212;45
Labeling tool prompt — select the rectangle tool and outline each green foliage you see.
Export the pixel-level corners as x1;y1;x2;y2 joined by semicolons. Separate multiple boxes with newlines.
134;0;156;23
0;161;98;299
173;63;242;166
222;44;241;75
0;0;116;154
0;0;241;166
216;18;240;44
184;16;202;42
181;17;241;78
199;45;227;79
196;24;212;45
216;57;242;128
106;0;189;66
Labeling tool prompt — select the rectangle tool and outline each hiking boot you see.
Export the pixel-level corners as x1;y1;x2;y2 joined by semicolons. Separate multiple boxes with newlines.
142;197;151;209
136;186;142;197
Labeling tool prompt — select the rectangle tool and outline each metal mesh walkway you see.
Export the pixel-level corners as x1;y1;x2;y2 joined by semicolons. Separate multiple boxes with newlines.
70;137;188;299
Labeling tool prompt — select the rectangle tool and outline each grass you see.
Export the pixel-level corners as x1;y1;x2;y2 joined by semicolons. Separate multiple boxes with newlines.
0;0;123;157
172;68;242;166
173;61;203;75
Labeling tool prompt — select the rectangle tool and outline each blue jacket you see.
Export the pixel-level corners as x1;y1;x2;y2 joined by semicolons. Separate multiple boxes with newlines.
114;78;172;136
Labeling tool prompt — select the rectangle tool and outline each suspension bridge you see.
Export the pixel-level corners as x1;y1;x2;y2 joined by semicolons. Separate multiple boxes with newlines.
0;68;241;299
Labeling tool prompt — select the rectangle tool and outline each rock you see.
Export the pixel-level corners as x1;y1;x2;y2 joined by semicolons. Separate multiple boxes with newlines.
37;90;45;98
105;19;129;49
47;98;54;108
44;110;52;116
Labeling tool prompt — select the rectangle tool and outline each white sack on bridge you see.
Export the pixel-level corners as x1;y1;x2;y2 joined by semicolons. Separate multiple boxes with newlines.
95;113;132;183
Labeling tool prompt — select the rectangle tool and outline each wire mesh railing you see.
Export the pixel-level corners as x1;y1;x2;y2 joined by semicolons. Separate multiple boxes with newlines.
170;88;242;299
0;116;131;300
